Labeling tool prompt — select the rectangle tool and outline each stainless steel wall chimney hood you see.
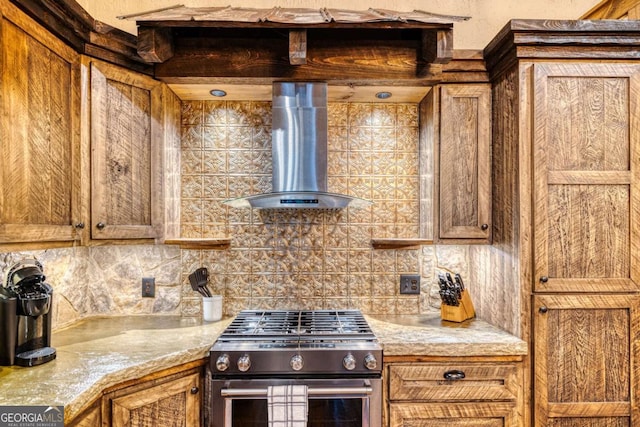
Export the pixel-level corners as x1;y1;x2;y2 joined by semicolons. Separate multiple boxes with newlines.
223;82;372;209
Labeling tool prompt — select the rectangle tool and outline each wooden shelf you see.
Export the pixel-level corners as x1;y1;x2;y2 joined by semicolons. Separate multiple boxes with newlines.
164;238;231;249
371;238;433;249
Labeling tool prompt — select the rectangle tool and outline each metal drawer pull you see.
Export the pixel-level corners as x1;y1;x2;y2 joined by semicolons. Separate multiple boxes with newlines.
443;370;466;381
221;386;372;397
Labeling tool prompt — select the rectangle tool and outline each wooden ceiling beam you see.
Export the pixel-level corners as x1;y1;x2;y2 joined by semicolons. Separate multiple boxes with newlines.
153;35;443;83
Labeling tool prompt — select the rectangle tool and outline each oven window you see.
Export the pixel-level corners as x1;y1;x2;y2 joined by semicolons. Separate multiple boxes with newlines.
231;398;363;426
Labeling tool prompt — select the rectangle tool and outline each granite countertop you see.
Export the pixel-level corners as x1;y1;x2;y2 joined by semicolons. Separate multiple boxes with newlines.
0;316;232;422
366;313;527;356
0;313;526;422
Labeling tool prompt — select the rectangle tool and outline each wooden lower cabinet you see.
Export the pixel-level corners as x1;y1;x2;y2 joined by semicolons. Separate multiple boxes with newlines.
66;401;101;427
102;365;202;427
533;294;640;427
386;359;523;427
390;402;519;426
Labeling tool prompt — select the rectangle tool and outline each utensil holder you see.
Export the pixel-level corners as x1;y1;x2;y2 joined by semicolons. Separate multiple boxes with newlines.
203;295;223;322
440;290;475;323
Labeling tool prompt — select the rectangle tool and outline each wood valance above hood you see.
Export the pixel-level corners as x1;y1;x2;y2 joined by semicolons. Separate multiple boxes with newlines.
119;6;473;86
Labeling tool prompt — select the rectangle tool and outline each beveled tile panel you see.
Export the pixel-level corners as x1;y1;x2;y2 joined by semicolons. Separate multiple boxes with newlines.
203;175;228;199
203;101;227;124
181;150;202;174
227;126;253;150
181;101;203;125
227;102;254;126
324;274;349;297
182;125;203;149
203;126;227;150
397;104;419;127
349;104;373;127
181;199;203;224
328;103;348;127
348;250;372;273
202;150;226;173
371;104;397;127
181;175;203;199
372;275;396;296
324;223;349;249
371;128;396;151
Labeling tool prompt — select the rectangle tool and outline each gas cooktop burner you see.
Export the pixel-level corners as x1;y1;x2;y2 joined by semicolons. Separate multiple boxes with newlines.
219;309;375;341
210;309;382;377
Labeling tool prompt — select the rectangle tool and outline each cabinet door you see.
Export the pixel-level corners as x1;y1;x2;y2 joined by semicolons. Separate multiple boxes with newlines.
90;59;163;240
0;1;81;244
66;402;100;427
532;63;640;292
533;294;640;427
390;402;517;427
110;372;200;427
436;84;491;242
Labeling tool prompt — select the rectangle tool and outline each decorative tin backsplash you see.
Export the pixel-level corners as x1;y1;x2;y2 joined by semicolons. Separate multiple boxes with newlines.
179;101;470;316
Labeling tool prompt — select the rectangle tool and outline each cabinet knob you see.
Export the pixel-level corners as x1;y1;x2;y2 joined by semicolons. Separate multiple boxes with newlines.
96;222;105;230
443;370;466;381
190;387;199;395
540;276;549;283
75;222;85;229
539;306;548;314
480;224;489;231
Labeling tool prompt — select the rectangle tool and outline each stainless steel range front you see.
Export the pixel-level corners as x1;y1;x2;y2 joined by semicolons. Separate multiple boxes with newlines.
209;310;382;427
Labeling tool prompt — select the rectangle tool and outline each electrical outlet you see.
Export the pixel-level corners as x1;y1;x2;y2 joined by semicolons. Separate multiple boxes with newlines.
399;275;421;294
142;277;155;298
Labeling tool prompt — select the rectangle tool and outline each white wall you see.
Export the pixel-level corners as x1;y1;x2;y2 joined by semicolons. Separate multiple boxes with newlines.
77;0;599;50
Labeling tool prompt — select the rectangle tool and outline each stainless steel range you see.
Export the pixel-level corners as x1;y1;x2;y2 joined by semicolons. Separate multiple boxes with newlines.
208;309;382;427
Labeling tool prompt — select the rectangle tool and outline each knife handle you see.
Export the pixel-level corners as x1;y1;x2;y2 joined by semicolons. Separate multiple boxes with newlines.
454;273;465;291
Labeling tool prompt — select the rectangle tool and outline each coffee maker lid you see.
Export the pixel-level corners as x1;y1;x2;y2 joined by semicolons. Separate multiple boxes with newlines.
6;259;46;289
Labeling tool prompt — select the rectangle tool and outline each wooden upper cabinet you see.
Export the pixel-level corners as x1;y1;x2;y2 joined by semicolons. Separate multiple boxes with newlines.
532;63;640;292
533;294;640;426
89;59;163;240
433;84;491;243
0;0;81;244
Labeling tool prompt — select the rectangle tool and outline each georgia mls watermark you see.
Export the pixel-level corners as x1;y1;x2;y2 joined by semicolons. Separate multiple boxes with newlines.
0;406;63;427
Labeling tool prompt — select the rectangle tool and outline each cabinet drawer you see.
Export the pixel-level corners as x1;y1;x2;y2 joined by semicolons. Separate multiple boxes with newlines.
389;402;517;427
388;363;520;402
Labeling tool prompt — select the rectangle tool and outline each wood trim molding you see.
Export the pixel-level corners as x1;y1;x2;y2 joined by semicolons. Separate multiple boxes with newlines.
484;19;640;80
8;0;152;73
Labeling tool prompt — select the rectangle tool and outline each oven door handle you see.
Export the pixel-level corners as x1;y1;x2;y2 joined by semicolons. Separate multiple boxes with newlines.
220;385;373;398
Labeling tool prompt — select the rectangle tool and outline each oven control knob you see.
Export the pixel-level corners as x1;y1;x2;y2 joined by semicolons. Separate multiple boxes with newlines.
343;353;356;371
216;354;230;371
290;354;304;371
237;354;251;372
364;353;378;370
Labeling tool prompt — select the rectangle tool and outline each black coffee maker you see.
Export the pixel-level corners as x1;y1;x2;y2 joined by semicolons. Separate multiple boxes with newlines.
0;259;56;367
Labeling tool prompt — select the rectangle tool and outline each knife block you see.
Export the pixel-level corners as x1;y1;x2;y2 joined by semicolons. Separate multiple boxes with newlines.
440;290;475;323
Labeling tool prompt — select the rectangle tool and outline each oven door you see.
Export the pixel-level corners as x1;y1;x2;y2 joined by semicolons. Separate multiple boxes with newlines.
210;377;381;427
